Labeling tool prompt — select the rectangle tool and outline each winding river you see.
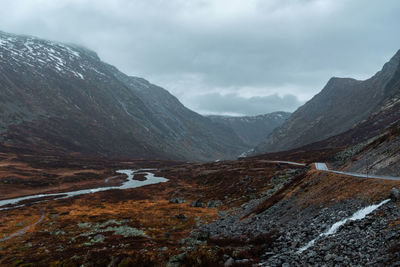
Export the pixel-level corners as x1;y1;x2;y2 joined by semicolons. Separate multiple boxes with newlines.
0;169;168;210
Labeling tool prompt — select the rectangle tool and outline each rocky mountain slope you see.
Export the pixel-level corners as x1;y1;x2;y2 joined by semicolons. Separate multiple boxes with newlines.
0;31;247;161
207;112;290;147
253;49;400;154
332;124;400;177
285;59;400;176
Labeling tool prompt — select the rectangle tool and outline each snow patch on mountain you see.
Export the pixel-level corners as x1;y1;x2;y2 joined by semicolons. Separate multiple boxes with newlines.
0;32;88;79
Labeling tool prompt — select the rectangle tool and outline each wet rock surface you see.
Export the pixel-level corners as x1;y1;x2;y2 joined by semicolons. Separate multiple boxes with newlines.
391;188;400;201
169;197;186;204
195;193;400;266
190;200;205;208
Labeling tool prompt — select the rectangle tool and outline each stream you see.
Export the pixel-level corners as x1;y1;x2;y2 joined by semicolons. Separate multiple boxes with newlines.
0;210;45;242
0;169;168;210
297;199;391;253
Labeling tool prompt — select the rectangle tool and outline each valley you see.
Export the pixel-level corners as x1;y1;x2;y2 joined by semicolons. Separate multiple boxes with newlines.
0;146;399;266
0;29;400;266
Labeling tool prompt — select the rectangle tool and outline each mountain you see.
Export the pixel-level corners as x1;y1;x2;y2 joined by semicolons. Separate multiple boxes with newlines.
0;31;247;161
338;124;400;176
319;67;400;176
207;112;290;147
253;49;400;154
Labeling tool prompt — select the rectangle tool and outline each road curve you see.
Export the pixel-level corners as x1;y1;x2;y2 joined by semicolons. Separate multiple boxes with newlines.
263;160;307;167
314;162;400;181
314;162;329;171
263;161;400;181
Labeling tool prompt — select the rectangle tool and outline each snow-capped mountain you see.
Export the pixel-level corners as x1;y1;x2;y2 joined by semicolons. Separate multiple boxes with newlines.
0;31;247;161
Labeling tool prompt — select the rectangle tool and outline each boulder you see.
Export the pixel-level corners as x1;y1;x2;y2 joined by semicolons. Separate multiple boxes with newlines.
224;257;235;267
170;197;185;204
92;234;105;243
167;253;187;267
207;200;222;208
390;188;400;201
190;200;204;208
175;214;187;220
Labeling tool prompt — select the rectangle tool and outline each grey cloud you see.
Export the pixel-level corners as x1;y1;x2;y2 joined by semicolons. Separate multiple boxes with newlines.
190;93;304;116
0;0;399;115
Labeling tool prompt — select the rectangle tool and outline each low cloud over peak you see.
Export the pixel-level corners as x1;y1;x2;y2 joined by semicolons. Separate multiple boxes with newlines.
1;0;399;115
191;93;303;116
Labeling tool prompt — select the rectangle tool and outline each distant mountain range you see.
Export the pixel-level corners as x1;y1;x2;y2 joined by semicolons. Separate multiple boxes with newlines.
253;49;400;156
3;30;397;165
207;112;290;147
0;31;287;161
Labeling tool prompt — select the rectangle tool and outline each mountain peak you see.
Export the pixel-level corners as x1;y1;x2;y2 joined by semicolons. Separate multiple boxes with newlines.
0;30;249;161
375;49;400;80
0;31;104;81
325;76;359;86
388;48;400;67
253;49;400;154
392;48;400;60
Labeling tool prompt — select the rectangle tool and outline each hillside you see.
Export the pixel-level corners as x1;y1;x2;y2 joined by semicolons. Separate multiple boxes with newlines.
253;49;400;154
340;126;400;176
280;61;400;176
1;148;399;266
0;31;247;161
207;112;290;147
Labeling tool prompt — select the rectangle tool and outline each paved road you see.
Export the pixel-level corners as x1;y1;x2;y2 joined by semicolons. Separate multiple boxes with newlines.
314;162;329;171
264;160;307;167
264;161;400;181
314;162;400;181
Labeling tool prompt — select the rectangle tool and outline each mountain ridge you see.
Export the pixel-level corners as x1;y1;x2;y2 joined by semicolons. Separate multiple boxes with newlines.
253;49;400;154
0;30;248;161
207;112;290;147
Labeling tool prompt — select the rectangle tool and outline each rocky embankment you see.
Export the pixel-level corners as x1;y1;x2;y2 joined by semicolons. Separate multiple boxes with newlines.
194;184;400;266
340;131;400;177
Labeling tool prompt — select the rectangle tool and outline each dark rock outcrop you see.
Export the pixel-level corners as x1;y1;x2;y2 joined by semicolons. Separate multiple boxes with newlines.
169;197;186;204
391;188;400;201
190;200;204;208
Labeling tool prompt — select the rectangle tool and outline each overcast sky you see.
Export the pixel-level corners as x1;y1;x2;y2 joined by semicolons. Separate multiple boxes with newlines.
1;0;399;116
